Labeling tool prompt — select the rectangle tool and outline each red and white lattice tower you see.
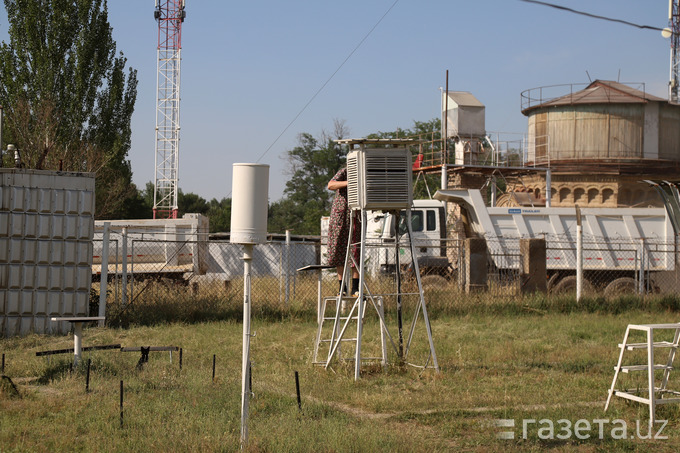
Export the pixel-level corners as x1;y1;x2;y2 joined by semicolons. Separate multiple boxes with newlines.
153;0;186;219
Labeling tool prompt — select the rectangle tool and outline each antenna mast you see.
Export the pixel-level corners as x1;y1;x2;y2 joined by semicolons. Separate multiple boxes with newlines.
669;0;680;103
153;0;186;219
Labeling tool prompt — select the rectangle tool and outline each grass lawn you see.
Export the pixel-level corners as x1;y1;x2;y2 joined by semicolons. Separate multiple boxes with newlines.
2;298;680;452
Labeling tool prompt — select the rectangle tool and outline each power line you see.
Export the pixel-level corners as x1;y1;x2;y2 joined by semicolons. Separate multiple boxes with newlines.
519;0;665;32
253;0;401;165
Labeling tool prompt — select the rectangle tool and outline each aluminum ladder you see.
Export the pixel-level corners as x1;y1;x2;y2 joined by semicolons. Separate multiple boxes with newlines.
605;323;680;424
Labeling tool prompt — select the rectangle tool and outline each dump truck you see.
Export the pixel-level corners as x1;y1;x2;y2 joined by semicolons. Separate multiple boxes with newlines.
434;188;674;295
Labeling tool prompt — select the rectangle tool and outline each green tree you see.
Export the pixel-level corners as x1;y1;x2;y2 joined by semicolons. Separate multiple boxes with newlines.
367;118;442;199
0;0;139;219
269;119;349;235
177;189;209;217
206;197;231;233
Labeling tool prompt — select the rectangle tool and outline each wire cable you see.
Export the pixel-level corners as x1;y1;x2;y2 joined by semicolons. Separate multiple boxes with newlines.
253;0;401;165
519;0;665;32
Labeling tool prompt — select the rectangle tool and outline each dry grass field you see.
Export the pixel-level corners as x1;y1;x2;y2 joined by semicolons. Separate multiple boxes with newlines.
3;292;680;452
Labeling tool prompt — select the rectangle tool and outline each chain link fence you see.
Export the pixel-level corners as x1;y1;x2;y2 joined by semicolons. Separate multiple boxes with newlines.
91;235;680;322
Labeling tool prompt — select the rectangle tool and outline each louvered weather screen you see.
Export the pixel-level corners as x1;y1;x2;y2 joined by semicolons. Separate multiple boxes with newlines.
346;148;413;210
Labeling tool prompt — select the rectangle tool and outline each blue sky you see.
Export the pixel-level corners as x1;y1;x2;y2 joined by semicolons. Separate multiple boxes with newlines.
0;1;674;202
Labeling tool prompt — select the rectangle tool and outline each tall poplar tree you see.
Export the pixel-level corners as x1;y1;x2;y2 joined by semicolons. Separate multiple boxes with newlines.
0;0;139;219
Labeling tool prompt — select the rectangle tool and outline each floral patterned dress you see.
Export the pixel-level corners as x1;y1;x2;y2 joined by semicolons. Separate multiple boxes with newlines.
327;167;361;268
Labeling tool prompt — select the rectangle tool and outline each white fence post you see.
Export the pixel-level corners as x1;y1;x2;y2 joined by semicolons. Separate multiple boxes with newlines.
121;228;128;307
575;206;583;301
98;222;111;326
285;230;291;307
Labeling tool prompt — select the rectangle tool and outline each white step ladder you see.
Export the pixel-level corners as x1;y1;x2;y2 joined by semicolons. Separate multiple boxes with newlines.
313;295;387;368
605;323;680;424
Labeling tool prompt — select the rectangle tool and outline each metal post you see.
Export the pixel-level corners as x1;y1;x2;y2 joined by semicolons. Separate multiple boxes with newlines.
545;169;552;208
354;210;367;381
98;222;111;326
240;243;254;446
575;205;583;301
285;230;291;306
121;228;128;307
394;211;404;361
639;238;646;294
73;322;83;366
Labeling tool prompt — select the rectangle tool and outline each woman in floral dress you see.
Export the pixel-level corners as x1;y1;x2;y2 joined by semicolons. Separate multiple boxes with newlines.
327;167;360;295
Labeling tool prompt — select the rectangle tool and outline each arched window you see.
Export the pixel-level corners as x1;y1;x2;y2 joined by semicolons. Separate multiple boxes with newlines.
588;188;599;204
574;188;585;203
559;188;571;203
602;188;614;204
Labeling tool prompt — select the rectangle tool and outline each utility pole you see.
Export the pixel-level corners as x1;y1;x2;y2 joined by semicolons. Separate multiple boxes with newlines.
668;0;680;103
153;1;186;219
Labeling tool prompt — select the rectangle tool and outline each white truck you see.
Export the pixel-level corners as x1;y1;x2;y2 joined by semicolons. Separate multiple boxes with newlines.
321;188;676;294
320;199;451;280
434;188;675;294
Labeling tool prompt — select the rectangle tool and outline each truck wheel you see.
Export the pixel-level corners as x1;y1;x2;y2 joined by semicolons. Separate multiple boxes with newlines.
604;277;638;298
547;273;561;292
551;275;594;296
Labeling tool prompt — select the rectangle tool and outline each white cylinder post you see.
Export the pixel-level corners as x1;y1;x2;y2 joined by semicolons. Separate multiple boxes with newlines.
240;243;253;445
231;163;269;447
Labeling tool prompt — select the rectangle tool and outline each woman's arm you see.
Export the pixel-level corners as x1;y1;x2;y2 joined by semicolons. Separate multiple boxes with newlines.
327;180;347;191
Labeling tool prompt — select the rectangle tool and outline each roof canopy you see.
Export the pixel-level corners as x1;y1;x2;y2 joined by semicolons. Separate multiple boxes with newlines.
522;80;666;114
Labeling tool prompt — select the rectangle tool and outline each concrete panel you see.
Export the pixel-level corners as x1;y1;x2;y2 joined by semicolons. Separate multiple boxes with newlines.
77;266;91;291
6;291;20;315
8;265;21;289
50;241;63;264
34;291;48;315
37;214;51;238
63;267;76;291
52;190;66;214
11;187;25;211
63;243;76;265
10;213;23;236
0;213;8;236
36;266;49;289
19;317;33;336
9;239;22;262
21;265;35;289
1;169;95;336
24;213;38;237
52;216;64;239
49;267;62;290
20;292;33;315
22;240;36;264
66;190;80;214
38;189;52;213
48;292;61;316
62;293;76;316
65;215;78;239
36;241;50;264
78;217;92;240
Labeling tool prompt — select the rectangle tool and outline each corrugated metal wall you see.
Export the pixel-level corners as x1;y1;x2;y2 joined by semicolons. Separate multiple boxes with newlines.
0;169;95;337
534;105;645;161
